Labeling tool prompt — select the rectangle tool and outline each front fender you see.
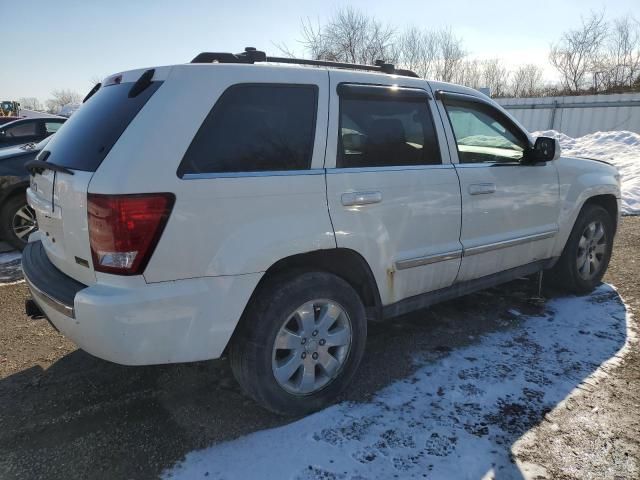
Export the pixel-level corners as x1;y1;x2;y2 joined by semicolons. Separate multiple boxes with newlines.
551;157;621;258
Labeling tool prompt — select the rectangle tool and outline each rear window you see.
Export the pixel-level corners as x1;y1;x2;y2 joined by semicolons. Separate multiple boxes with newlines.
41;81;162;172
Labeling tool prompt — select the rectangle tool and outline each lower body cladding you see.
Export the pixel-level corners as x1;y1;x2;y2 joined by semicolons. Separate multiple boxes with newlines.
22;241;261;366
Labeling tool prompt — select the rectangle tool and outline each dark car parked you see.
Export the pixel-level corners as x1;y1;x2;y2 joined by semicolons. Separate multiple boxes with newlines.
0;138;50;249
0;117;65;149
0;117;20;126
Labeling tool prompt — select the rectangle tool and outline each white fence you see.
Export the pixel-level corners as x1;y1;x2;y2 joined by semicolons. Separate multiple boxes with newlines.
496;92;640;137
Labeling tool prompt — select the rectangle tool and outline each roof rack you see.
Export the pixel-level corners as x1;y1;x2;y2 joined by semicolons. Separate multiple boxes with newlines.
190;47;419;78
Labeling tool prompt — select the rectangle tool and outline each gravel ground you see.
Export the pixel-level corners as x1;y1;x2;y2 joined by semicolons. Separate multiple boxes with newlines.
0;217;638;480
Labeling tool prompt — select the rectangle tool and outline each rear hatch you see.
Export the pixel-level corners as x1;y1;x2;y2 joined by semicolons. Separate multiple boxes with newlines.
27;69;166;285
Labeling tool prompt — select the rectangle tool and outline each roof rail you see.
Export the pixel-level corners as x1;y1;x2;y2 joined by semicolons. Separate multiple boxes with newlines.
190;47;419;78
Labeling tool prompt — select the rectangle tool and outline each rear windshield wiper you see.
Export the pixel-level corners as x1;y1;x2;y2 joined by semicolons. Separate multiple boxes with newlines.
25;159;75;176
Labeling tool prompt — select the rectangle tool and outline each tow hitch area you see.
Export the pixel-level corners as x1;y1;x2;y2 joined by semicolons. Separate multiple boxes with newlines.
25;298;44;319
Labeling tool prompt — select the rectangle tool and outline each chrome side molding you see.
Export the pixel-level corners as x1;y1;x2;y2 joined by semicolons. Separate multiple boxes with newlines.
395;250;462;270
463;230;557;256
394;229;557;270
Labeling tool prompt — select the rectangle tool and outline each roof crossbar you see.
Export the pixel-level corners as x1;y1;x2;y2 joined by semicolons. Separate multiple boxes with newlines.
190;48;419;78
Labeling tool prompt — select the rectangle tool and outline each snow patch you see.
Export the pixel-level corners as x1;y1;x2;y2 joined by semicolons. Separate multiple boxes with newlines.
0;251;22;285
534;130;640;215
163;285;630;480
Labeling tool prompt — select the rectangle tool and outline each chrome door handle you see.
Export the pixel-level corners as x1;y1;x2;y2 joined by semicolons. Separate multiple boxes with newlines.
469;183;496;195
341;191;383;206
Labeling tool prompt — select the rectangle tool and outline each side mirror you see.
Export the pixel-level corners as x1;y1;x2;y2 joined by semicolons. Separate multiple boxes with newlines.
531;136;561;162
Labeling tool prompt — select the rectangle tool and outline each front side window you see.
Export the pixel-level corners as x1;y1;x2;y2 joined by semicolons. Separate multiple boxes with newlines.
5;122;38;137
443;99;527;164
338;93;441;168
179;84;318;176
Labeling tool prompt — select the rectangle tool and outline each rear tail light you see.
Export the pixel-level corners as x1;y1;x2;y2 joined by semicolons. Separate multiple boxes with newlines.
87;193;174;275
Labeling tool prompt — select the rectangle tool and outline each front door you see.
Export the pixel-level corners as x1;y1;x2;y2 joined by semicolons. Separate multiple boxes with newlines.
437;92;560;282
325;72;463;306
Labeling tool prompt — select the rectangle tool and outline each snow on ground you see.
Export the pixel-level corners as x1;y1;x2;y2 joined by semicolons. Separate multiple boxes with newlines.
0;251;23;285
534;130;640;215
163;285;630;480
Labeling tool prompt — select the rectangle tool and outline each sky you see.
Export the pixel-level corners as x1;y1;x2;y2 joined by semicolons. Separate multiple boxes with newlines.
2;0;637;102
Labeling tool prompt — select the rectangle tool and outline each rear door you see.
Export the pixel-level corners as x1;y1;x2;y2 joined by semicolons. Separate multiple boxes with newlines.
325;72;462;306
437;91;560;282
27;71;166;285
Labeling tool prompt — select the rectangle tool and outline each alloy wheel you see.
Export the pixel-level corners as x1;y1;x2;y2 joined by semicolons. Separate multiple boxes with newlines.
271;299;352;395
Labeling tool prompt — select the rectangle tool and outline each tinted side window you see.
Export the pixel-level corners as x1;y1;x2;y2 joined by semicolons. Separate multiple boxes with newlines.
6;122;38;137
443;99;527;164
179;84;318;176
338;95;441;168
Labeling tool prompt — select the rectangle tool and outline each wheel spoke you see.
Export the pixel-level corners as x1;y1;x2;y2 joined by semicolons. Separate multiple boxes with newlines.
275;329;302;350
318;351;340;378
325;326;350;347
14;225;36;238
16;208;34;222
585;222;596;239
594;243;606;255
592;223;605;242
296;305;316;336
578;235;588;250
316;303;341;334
299;362;316;392
274;354;302;384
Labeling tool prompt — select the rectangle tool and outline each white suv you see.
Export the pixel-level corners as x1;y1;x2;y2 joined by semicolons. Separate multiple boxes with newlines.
22;49;621;415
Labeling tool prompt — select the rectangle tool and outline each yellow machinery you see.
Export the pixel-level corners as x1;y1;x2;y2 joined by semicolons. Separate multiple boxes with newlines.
0;101;20;117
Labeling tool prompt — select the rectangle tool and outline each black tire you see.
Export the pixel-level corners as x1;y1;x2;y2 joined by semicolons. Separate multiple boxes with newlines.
545;204;614;294
229;271;367;416
0;194;37;251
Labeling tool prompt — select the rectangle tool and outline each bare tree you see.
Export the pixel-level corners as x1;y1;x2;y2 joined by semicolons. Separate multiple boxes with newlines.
478;59;510;97
300;7;396;64
595;16;640;90
395;27;438;78
45;89;82;114
549;12;608;92
18;97;42;111
510;64;544;97
453;59;482;89
435;28;466;82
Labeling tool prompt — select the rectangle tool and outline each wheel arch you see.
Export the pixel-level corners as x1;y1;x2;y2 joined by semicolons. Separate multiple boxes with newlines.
582;194;618;234
0;181;29;207
244;248;383;326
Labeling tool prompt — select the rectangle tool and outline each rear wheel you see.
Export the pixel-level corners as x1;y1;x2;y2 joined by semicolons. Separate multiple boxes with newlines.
229;271;367;416
0;195;38;250
545;204;614;294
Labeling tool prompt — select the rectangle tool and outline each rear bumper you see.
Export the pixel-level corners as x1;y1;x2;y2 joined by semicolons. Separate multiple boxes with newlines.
23;241;262;365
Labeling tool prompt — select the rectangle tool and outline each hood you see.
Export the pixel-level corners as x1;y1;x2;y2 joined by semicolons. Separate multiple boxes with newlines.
567;155;615;168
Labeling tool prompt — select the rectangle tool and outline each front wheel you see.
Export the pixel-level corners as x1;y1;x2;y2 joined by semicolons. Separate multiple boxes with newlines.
545;204;614;294
229;271;367;416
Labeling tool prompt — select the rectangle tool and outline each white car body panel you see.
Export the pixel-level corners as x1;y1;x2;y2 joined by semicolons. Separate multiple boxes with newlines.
324;70;462;305
23;63;622;367
450;162;560;281
36;271;262;365
551;156;621;257
27;170;96;285
90;64;335;281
